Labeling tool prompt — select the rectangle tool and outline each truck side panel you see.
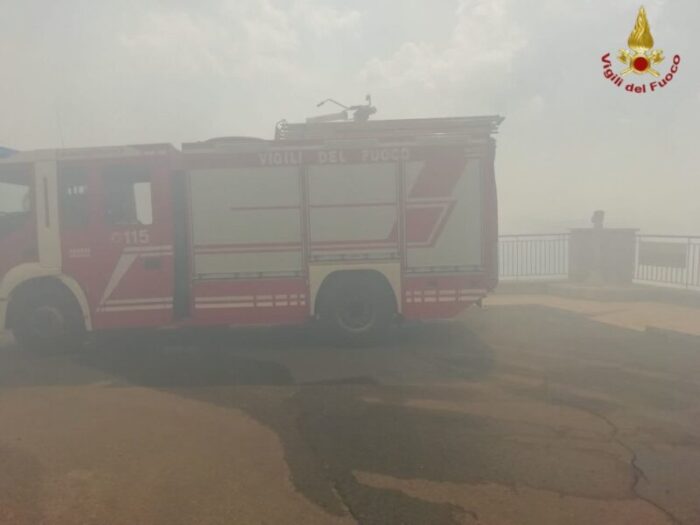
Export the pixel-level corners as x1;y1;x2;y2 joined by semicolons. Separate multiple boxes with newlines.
307;162;399;261
188;164;308;324
182;125;500;327
189;166;303;278
401;145;491;320
404;153;482;270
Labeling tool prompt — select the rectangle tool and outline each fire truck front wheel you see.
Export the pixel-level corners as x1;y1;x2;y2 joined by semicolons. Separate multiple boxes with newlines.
10;284;85;354
318;273;396;345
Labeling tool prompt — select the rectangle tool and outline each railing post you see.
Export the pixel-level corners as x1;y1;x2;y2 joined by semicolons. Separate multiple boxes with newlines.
686;237;692;289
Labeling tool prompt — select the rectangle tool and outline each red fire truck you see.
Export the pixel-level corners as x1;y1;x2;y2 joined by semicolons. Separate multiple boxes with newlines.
0;114;503;350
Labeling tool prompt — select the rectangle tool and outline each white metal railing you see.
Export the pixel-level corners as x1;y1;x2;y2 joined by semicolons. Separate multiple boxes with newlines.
499;233;700;292
498;234;569;281
635;235;700;290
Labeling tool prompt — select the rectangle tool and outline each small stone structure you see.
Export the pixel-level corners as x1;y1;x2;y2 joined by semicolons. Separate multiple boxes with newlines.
569;211;638;284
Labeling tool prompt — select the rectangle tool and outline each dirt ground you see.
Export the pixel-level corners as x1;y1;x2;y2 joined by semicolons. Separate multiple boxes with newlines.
1;296;699;524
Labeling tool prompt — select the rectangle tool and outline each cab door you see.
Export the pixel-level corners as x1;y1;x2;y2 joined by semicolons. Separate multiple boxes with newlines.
0;163;37;282
61;157;176;330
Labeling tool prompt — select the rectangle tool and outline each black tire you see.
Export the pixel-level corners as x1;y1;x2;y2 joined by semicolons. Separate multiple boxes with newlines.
318;274;396;345
11;287;85;354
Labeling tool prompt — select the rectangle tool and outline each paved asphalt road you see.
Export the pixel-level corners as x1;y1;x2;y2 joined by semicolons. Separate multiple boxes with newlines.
1;301;699;524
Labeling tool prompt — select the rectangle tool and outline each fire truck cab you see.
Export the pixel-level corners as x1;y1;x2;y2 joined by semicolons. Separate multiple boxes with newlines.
0;116;503;351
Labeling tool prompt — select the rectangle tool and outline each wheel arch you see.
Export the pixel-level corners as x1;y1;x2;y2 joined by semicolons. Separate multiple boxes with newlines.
1;264;92;332
313;268;398;318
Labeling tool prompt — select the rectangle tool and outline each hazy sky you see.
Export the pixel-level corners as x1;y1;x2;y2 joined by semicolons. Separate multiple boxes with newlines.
1;0;697;234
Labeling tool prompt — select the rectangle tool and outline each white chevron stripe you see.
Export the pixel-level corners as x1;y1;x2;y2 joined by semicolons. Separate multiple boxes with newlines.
98;253;138;306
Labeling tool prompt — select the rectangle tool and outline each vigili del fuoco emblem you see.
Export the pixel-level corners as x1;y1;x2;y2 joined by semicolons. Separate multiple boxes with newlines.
601;6;681;93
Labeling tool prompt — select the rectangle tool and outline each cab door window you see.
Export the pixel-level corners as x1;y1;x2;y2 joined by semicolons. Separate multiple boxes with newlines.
103;166;153;226
0;167;32;239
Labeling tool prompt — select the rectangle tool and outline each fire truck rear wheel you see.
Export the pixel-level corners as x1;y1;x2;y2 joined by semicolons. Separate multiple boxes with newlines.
12;287;85;354
320;275;396;345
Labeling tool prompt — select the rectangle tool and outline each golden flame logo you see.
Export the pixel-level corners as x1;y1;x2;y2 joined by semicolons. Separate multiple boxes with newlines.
627;7;654;51
618;6;664;76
